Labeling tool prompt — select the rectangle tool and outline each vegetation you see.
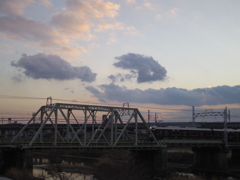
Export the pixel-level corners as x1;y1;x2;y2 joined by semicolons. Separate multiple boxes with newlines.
42;149;152;180
168;151;193;164
168;172;227;180
5;168;38;180
4;149;236;180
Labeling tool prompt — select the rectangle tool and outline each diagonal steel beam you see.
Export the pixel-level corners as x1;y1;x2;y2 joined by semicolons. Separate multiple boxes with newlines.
29;104;57;146
11;106;43;143
87;111;111;146
59;108;83;146
136;109;159;145
113;113;134;146
44;111;65;143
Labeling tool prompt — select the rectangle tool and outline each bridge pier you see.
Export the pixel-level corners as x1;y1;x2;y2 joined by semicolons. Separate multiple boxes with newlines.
192;147;229;173
0;149;33;175
132;149;168;176
229;148;240;168
231;148;240;160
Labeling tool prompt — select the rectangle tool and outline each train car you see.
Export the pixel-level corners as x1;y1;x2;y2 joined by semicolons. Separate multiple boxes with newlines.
149;126;240;141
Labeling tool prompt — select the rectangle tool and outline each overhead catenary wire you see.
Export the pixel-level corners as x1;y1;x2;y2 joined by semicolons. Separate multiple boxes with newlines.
0;94;193;111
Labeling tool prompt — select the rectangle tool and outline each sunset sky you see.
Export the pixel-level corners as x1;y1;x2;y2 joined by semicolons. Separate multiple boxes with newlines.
0;0;240;122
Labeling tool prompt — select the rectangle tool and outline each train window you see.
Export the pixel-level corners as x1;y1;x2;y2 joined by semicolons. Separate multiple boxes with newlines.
164;131;169;136
171;131;181;136
228;132;234;137
189;131;198;136
213;132;220;137
157;131;162;136
159;131;163;136
237;133;240;139
206;132;212;136
182;131;187;137
220;132;224;137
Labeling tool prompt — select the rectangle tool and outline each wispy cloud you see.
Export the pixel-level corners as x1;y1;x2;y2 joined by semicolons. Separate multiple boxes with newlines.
0;16;69;47
125;0;135;4
0;0;122;57
0;0;33;16
37;0;52;7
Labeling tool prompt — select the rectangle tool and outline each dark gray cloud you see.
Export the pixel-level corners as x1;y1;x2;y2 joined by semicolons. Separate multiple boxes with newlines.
85;83;240;106
11;53;97;82
108;73;136;83
85;86;106;102
113;53;167;83
11;73;24;83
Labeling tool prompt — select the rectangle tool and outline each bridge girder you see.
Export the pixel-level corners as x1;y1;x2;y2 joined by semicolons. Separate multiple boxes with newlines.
11;103;161;149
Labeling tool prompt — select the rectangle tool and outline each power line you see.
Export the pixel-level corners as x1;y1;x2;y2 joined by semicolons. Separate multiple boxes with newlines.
0;94;194;112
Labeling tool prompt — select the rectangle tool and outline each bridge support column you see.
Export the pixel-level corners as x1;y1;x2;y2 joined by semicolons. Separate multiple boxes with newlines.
231;148;240;160
192;147;229;173
229;148;240;167
154;149;168;173
0;150;33;175
132;149;168;176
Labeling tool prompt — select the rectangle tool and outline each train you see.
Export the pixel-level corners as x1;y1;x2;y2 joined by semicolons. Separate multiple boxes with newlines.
149;126;240;141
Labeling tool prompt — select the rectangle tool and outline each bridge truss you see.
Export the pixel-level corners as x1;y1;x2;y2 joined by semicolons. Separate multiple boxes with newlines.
10;103;161;149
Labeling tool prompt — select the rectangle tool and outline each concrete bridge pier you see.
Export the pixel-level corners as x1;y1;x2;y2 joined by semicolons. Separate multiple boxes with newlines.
154;149;168;173
229;148;240;166
132;149;168;176
192;147;229;173
0;149;33;175
231;148;240;160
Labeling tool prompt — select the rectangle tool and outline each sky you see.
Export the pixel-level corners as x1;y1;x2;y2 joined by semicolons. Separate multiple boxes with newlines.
0;0;240;123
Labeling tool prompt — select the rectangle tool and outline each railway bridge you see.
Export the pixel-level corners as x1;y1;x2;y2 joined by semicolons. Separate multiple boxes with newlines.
0;103;239;175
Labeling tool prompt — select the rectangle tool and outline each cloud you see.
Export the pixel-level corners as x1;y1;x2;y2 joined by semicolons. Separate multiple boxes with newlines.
51;0;120;40
0;0;122;55
125;0;135;4
95;22;124;32
66;0;120;18
0;44;14;54
11;53;97;82
37;0;52;7
143;2;153;9
11;74;24;83
0;0;33;16
52;46;87;56
85;86;106;102
0;16;69;47
51;11;94;40
170;8;182;16
65;88;74;94
86;83;240;106
113;53;167;83
108;73;136;83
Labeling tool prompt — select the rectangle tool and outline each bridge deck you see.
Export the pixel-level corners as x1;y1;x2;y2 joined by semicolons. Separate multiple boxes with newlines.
0;138;225;150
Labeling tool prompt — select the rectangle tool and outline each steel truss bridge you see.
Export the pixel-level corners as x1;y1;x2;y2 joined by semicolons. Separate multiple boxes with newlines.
0;103;226;150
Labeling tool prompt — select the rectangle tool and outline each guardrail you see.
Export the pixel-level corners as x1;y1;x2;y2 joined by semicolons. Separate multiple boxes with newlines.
0;137;225;150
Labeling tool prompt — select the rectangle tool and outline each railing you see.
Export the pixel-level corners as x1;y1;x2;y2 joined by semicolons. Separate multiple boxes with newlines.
0;136;225;150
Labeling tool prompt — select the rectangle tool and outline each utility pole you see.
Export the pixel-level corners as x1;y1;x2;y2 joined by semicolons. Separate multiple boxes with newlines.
192;106;195;123
148;110;150;126
155;113;158;124
224;107;228;149
192;106;229;149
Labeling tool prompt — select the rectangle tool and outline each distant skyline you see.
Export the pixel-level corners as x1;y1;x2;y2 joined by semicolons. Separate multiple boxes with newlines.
0;0;240;122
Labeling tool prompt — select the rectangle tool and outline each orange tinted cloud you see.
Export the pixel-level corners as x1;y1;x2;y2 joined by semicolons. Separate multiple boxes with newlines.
0;0;33;15
67;0;120;18
0;0;121;56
